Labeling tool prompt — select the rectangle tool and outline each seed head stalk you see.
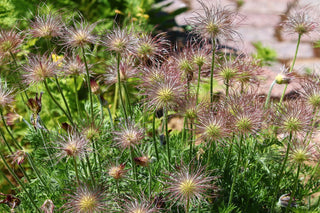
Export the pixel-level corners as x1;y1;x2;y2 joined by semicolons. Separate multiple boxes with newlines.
164;107;170;169
210;39;216;104
271;132;292;212
0;151;41;212
152;111;159;160
264;80;276;108
228;134;243;206
130;146;137;181
43;79;75;126
280;34;301;104
196;64;202;105
82;47;94;122
116;53;127;119
54;75;73;119
285;163;301;213
73;156;80;185
73;76;81;117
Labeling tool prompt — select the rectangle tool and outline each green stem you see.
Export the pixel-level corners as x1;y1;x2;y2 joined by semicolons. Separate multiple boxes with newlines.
112;83;119;118
223;142;234;172
225;79;230;98
0;169;15;188
26;153;51;194
43;79;74;126
228;134;243;206
196;65;202;105
189;121;193;164
54;75;72;119
73;76;81;117
164;108;170;169
73;156;80;185
82;47;94;122
280;34;301;104
152;111;159;160
0;152;41;212
38;129;54;167
210;39;216;104
85;153;96;186
116;53;127;119
271;133;292;213
116;179;120;194
186;196;190;213
123;81;131;115
148;165;152;198
285;164;301;213
130;146;137;181
265;80;276;108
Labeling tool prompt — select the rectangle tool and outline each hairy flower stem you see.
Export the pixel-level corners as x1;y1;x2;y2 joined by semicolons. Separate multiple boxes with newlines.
210;39;216;104
43;79;74;126
285;164;301;213
0;170;15;188
0;152;41;212
82;47;94;122
265;80;276;108
116;179;120;194
186;196;190;213
85;153;96;186
189;121;193;165
196;65;202;105
152;111;159;160
228;134;243;206
73;156;80;185
39;128;54;167
112;83;119;118
271;133;292;213
225;79;230;98
54;76;72;119
164;108;170;169
280;34;301;104
130;147;137;181
116;53;127;119
73;76;81;117
26;152;51;194
223;142;234;172
148;165;152;198
123;81;132;115
0;127;31;183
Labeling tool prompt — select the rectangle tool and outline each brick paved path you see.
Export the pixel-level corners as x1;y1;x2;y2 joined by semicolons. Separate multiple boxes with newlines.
160;0;320;96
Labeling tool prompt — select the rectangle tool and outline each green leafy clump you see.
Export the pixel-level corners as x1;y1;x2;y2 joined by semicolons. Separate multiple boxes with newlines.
252;41;277;66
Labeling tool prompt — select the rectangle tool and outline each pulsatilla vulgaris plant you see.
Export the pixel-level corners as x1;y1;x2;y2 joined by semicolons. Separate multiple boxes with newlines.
2;1;320;213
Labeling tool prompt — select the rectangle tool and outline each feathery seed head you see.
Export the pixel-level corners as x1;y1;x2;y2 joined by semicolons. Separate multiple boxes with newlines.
63;184;108;212
62;19;97;49
41;199;54;213
188;0;241;41
135;32;169;64
0;79;14;108
113;119;145;150
275;66;293;85
299;74;320;109
0;29;24;57
275;101;313;135
30;12;63;38
282;7;319;36
286;138;319;165
61;54;86;76
55;132;89;162
22;54;58;84
102;26;136;55
120;195;158;213
108;163;127;180
165;163;216;208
